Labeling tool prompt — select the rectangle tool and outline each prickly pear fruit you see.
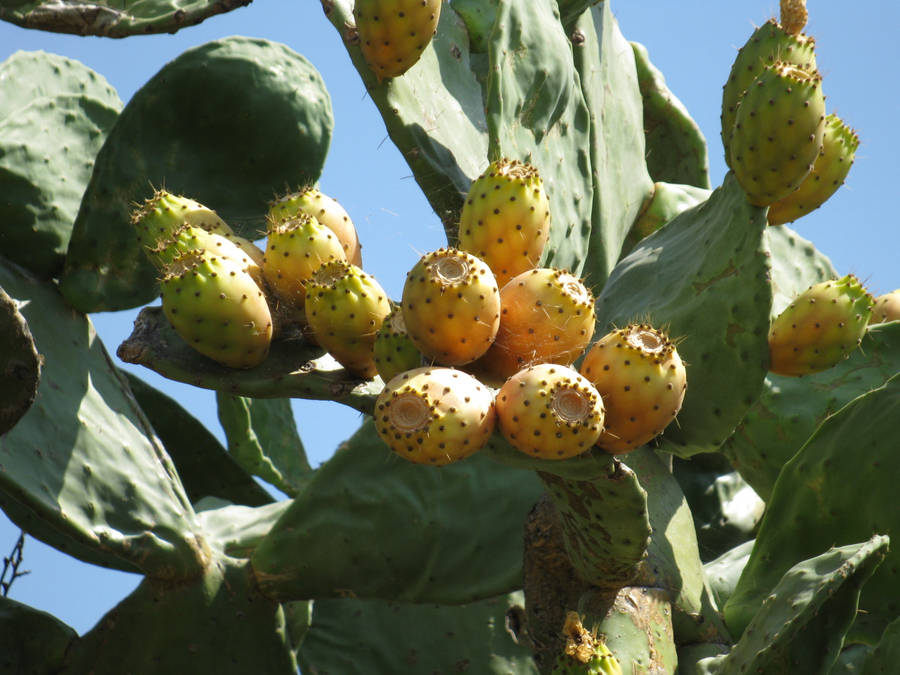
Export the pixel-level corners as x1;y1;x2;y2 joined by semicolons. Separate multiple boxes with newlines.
496;364;605;460
768;274;874;376
579;324;686;454
132;189;233;253
401;248;500;366
767;114;859;225
869;289;900;325
353;0;442;81
262;214;347;310
551;612;623;675
780;0;808;35
730;61;825;206
475;268;595;381
458;158;551;288
269;187;362;267
374;366;495;465
304;261;391;378
160;252;273;369
373;306;424;383
720;19;816;165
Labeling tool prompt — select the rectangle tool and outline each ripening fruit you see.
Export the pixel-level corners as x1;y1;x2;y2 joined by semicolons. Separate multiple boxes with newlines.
132;189;233;253
401;248;501;365
373;305;424;383
354;0;442;81
475;268;595;381
869;289;900;325
768;274;874;376
551;612;623;675
496;364;605;460
304;261;391;378
580;324;687;454
375;366;495;465
160;252;273;369
458;158;551;287
269;187;362;267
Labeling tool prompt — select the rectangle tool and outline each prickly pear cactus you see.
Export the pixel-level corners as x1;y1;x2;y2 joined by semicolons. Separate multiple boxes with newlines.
1;1;897;674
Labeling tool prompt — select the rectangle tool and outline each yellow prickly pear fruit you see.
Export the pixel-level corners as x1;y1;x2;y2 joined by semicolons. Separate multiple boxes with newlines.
401;248;501;366
496;364;605;460
160;252;273;369
269;187;362;267
132;189;233;253
375;366;495;466
579;324;687;454
869;290;900;325
458;158;551;288
353;0;442;81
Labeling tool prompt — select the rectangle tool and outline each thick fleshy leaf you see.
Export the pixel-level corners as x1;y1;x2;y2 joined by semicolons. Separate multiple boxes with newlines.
764;224;838;317
60;37;332;312
0;596;76;675
0;257;205;579
194;498;290;559
863;615;900;675
0;285;40;436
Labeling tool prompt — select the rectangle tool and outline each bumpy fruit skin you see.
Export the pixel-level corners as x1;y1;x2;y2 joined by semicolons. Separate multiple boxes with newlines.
552;612;623;675
160;252;273;369
720;19;816;166
767;114;860;225
374;366;495;465
730;61;825;206
304;261;392;378
579;324;686;454
149;223;265;286
496;364;605;460
269;187;362;267
768;274;874;376
262;214;347;309
133;189;233;253
353;0;442;81
476;268;595;381
869;289;900;325
401;248;500;366
458;158;551;287
373;305;423;383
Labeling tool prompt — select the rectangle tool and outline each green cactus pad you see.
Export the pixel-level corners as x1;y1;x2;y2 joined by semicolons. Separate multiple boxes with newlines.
0;258;206;579
632;42;710;189
764;223;838;317
595;173;771;457
0;285;40;436
702;539;754;613
863;615;900;675
724;375;900;644
251;418;543;604
194;499;291;559
0;0;251;37
623;182;712;255
0;596;76;675
299;592;537;674
60;37;333;312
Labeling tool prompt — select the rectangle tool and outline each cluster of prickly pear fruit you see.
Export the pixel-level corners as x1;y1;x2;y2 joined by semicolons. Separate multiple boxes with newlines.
353;0;442;81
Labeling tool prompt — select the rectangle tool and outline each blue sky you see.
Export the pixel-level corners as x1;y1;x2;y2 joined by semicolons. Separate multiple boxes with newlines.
1;0;897;643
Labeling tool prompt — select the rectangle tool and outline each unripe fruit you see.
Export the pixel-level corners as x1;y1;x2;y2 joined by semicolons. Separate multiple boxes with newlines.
869;290;900;325
269;187;362;267
768;274;874;376
373;306;424;383
160;252;273;369
354;0;442;81
374;366;495;465
262;214;347;309
730;61;826;206
476;268;595;381
304;261;391;378
496;364;605;460
580;324;687;454
133;189;233;253
767;114;859;225
458;158;551;287
401;248;501;366
720;19;816;166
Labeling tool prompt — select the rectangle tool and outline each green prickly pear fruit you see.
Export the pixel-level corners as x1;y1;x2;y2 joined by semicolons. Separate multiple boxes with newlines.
304;260;392;378
458;158;551;288
767;114;859;225
373;305;424;383
720;18;817;166
262;214;347;310
160;252;273;369
579;324;687;454
374;366;495;465
401;247;501;366
475;268;595;382
552;612;623;675
132;189;233;253
869;289;900;325
353;0;442;81
495;363;605;460
269;187;362;267
768;274;874;376
730;61;826;206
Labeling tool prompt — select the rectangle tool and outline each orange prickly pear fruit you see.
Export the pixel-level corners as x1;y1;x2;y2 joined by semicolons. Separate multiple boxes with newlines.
869;290;900;325
354;0;442;81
